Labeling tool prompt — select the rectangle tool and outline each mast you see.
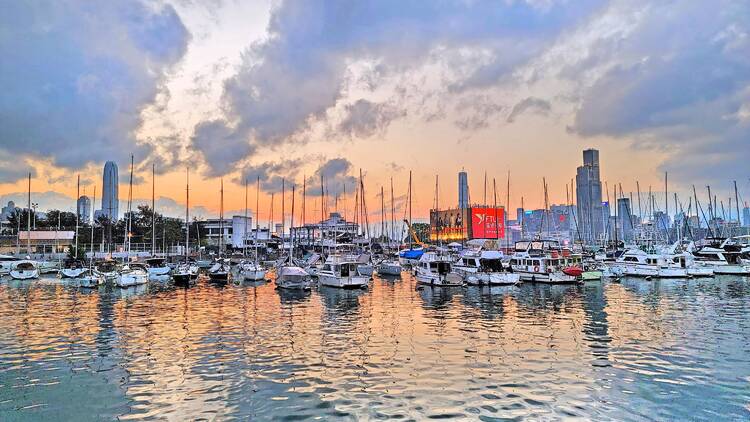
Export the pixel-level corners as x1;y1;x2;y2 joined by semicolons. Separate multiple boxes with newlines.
493;178;499;242
75;174;80;258
320;173;324;246
735;181;741;226
219;178;224;257
91;186;96;260
26;173;31;254
152;163;156;255
390;177;396;246
408;170;413;249
281;178;285;252
185;167;189;263
290;183;295;264
506;171;510;251
244;177;248;257
381;186;386;241
126;155;134;257
255;176;260;264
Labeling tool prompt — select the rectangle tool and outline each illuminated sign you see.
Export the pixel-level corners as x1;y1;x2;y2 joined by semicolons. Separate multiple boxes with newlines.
471;207;505;239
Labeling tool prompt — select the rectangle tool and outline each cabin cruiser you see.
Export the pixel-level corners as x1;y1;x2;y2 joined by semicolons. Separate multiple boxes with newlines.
37;260;60;274
453;249;519;286
608;247;698;279
0;254;20;275
116;263;149;287
95;260;120;282
239;260;267;281
509;240;579;283
59;260;87;278
318;255;370;289
415;252;463;286
10;260;39;280
376;256;402;276
145;258;171;277
399;248;424;267
77;268;104;288
276;265;312;290
172;261;199;285
692;240;750;276
208;258;231;282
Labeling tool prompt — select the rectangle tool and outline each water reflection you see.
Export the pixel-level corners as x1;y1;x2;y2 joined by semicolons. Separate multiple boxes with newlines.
0;274;749;420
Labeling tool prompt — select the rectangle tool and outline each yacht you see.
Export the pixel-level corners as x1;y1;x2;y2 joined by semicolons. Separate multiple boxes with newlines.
59;260;87;278
610;248;695;278
95;260;120;282
208;258;231;282
239;260;267;281
77;268;104;288
10;260;39;280
276;265;312;290
0;254;21;275
173;261;199;285
116;263;149;287
376;257;402;276
145;258;171;277
398;248;424;267
693;241;750;276
509;240;579;283
415;251;463;286
453;249;519;286
318;255;369;289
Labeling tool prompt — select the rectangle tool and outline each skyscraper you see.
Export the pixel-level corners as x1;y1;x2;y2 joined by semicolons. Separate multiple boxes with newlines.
98;161;119;220
77;195;91;224
743;204;750;227
575;149;604;243
458;170;469;209
617;197;633;241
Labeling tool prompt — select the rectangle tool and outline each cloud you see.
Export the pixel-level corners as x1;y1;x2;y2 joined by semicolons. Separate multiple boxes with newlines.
191;0;603;175
0;191;76;212
0;1;190;170
507;97;552;123
337;100;405;139
569;0;750;184
305;158;358;198
453;95;504;131
190;120;254;176
0;151;36;184
235;159;303;193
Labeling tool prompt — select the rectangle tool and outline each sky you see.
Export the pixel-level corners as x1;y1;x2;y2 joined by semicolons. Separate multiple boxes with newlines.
1;0;749;223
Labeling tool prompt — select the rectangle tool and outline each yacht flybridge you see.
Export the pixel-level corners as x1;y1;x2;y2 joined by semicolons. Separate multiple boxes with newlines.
318;255;369;289
509;240;579;284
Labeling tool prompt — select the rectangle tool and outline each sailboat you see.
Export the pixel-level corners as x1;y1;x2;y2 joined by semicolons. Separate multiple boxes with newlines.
275;181;312;290
208;178;231;282
239;176;267;281
398;171;424;266
116;155;148;287
173;167;199;285
11;174;40;280
376;179;402;276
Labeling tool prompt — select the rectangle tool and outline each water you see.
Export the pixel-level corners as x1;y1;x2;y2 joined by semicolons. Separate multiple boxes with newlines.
1;274;749;421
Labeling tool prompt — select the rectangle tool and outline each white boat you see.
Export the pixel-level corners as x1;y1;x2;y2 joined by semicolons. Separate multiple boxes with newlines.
509;241;579;284
95;260;120;282
37;260;60;274
357;263;374;277
173;262;199;285
415;252;463;286
239;260;267;281
376;259;402;276
208;259;231;282
612;249;688;278
59;260;87;278
10;260;39;280
454;249;519;286
0;254;20;275
116;264;149;287
145;258;171;277
276;265;312;290
693;245;750;275
318;256;369;289
77;269;103;288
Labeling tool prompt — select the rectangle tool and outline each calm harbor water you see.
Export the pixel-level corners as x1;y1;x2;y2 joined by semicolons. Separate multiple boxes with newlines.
1;273;749;421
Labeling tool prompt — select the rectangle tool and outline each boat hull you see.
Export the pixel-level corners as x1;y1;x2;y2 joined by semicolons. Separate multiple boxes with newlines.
240;269;267;281
60;268;86;278
116;272;149;287
319;274;369;289
376;263;402;276
10;270;39;280
517;271;578;284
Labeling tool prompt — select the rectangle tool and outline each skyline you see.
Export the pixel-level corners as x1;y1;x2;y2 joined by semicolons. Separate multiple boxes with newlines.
1;1;749;219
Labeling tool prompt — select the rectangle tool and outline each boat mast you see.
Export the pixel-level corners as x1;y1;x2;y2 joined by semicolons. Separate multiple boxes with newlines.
735;181;741;227
493;177;499;242
255;175;260;265
75;174;80;258
185;167;189;263
152;163;156;255
219;178;224;258
91;186;96;260
282;178;285;257
381;185;386;241
506;171;510;252
26;173;31;255
390;177;395;248
244;177;248;257
290;183;295;264
126;155;134;258
408;170;412;250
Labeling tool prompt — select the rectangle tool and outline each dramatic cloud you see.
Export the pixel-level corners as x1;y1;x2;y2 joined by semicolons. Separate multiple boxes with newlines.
337;100;405;139
191;0;603;175
570;0;750;183
235;159;303;193
0;151;36;184
306;158;358;198
507;97;552;123
0;1;189;170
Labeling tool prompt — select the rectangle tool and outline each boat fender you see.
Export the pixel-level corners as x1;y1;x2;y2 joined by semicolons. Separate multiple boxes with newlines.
534;265;540;273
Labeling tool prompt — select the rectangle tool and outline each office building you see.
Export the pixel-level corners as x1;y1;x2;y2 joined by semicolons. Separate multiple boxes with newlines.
617;197;633;241
77;195;91;224
458;170;469;209
744;205;750;227
97;161;119;220
575;149;604;243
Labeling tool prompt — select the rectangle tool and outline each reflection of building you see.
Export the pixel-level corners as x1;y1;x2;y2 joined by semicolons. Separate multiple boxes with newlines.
96;161;119;220
77;195;91;224
429;206;504;241
458;170;469;209
576;149;604;243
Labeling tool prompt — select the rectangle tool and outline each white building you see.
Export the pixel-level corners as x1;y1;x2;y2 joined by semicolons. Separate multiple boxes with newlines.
77;195;91;224
201;215;254;249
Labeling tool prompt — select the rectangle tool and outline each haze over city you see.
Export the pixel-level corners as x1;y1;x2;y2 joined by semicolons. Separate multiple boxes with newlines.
1;1;748;219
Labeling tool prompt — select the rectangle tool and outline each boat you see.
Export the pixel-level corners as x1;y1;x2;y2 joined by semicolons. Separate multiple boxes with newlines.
0;254;21;275
173;168;198;286
276;265;312;290
59;259;87;278
9;260;39;280
116;263;149;287
145;258;171;277
95;260;119;281
454;249;519;286
693;242;750;276
238;176;268;282
318;255;370;289
77;268;103;288
509;240;579;283
37;260;61;274
208;258;231;282
415;251;463;286
376;257;402;276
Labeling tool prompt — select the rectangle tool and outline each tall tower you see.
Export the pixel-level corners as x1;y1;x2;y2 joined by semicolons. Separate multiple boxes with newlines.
576;149;604;243
100;161;119;220
458;170;469;209
77;195;91;224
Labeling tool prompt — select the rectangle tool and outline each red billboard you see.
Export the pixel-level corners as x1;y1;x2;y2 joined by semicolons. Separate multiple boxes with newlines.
471;207;505;239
